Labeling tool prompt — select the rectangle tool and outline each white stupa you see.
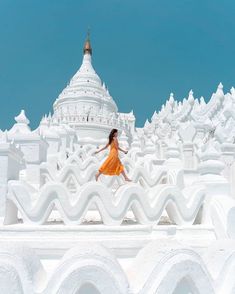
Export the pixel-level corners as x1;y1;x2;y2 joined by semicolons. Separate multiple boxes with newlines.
53;32;135;143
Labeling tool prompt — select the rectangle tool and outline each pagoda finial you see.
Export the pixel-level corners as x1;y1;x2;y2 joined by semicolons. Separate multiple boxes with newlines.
83;28;92;55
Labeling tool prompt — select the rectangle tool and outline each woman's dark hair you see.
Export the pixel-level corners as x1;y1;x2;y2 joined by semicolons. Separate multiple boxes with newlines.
108;129;118;145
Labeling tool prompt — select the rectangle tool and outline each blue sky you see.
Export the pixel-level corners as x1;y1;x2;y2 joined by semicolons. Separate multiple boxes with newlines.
0;0;235;129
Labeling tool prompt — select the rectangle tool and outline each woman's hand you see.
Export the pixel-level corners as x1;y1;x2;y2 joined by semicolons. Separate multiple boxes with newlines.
124;150;128;154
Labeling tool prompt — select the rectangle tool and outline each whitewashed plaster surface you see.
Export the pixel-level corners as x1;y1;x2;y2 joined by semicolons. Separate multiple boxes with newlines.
1;41;235;293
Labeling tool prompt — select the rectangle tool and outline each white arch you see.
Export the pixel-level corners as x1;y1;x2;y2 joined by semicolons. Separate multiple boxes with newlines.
44;243;129;294
128;240;214;294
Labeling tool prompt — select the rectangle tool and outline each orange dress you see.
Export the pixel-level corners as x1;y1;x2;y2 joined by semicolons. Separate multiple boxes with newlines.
99;140;124;175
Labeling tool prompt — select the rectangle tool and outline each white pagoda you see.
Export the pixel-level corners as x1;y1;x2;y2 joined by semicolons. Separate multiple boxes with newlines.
53;33;135;144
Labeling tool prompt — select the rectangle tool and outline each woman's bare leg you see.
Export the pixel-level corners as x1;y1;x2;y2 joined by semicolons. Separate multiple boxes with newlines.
95;171;102;181
121;170;131;182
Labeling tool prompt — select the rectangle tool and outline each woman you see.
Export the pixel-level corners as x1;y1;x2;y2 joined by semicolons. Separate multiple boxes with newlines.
94;129;131;182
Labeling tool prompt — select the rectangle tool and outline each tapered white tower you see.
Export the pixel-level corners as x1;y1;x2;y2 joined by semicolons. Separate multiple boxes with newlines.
52;32;135;142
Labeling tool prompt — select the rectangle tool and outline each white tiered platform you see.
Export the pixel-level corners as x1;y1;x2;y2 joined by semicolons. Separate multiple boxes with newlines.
1;36;235;293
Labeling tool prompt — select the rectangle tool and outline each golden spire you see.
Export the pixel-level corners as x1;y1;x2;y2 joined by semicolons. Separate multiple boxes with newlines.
83;28;92;55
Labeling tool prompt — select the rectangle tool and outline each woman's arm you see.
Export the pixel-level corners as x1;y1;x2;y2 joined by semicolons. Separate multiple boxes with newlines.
114;138;128;154
118;147;128;154
94;143;109;154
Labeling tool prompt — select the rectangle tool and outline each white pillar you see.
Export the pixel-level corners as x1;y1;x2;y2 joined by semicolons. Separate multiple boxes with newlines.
0;142;23;223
